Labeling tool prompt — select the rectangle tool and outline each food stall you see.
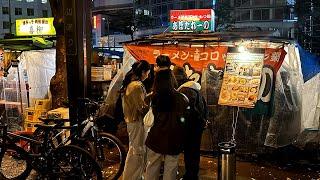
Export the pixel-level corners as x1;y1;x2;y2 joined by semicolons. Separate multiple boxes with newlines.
105;31;320;156
0;17;57;131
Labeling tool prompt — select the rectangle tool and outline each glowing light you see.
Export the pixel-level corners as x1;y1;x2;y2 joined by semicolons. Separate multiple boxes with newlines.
238;46;246;53
93;16;97;29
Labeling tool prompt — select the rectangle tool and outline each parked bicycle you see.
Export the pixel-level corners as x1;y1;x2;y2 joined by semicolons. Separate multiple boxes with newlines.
33;98;126;180
0;123;102;179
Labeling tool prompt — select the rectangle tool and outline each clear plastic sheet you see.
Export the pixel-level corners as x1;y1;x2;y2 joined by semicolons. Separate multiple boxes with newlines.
105;48;136;118
264;45;304;148
19;49;56;106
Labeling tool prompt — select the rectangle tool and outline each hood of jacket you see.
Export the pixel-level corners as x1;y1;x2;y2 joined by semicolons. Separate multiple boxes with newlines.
177;81;201;91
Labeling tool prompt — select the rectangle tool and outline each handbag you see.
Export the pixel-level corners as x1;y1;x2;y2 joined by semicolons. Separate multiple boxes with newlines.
143;107;154;127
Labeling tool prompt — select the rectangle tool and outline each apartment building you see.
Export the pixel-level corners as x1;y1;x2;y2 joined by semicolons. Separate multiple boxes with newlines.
0;0;51;38
231;0;296;38
133;0;296;38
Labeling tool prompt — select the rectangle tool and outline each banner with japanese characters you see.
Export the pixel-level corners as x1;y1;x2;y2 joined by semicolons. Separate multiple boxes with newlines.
170;9;215;32
124;44;228;72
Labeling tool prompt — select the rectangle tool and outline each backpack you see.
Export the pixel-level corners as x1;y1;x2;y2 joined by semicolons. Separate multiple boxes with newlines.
180;87;207;128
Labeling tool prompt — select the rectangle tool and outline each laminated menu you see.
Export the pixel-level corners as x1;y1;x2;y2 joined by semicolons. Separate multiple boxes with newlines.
218;52;264;108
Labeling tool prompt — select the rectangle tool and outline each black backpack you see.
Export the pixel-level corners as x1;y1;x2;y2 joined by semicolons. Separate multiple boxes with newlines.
180;87;207;128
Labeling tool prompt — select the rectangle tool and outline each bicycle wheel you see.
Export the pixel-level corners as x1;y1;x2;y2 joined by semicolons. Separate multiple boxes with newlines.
50;145;102;180
0;144;32;180
95;132;126;180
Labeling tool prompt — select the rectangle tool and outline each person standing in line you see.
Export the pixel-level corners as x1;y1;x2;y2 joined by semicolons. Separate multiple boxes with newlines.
121;60;151;180
173;66;208;180
145;69;189;180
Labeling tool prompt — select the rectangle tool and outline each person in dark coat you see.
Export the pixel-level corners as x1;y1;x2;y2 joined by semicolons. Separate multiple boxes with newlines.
173;66;208;180
145;69;189;180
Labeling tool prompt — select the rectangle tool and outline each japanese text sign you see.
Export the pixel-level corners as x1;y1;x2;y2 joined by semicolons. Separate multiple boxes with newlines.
16;18;56;36
125;44;228;72
218;52;265;108
170;9;215;32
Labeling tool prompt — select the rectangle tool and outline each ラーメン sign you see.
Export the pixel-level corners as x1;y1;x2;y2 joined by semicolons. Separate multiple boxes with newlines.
16;18;56;36
170;9;215;32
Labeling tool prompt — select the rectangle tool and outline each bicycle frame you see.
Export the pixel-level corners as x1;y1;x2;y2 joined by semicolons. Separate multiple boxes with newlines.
0;125;61;176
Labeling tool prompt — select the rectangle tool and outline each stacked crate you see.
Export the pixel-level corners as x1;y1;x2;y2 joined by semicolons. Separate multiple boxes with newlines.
24;99;51;132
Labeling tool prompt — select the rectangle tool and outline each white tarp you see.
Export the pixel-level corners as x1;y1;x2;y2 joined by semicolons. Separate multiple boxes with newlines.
105;47;136;117
19;49;56;106
301;73;320;130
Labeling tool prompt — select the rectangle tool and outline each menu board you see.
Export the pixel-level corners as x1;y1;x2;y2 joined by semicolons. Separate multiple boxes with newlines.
218;52;264;108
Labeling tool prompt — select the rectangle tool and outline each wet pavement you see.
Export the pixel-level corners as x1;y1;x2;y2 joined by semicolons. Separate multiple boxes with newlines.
177;156;320;180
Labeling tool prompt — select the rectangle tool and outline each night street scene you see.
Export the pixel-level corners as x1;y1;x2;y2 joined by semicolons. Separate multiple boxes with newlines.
0;0;319;179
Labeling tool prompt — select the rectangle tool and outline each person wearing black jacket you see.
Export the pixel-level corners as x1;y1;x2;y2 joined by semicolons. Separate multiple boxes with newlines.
145;69;189;180
173;66;208;180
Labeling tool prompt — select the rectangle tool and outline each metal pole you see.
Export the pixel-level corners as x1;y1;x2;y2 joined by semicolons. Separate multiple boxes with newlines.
218;142;236;180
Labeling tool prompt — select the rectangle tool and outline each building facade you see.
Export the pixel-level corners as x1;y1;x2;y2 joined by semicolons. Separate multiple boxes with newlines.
133;0;296;38
92;0;133;47
296;0;320;55
0;0;51;38
230;0;296;38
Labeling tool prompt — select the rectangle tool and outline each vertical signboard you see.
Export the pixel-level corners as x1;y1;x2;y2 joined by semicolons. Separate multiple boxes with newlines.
218;49;264;108
63;0;77;55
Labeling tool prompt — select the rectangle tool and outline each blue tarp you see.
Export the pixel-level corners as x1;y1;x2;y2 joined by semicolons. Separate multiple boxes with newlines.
298;45;320;82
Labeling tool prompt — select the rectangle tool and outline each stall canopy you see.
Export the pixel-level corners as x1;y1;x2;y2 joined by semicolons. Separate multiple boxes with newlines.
107;32;320;153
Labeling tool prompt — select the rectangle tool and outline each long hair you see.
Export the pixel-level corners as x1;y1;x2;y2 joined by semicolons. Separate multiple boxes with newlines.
121;60;150;92
152;69;176;111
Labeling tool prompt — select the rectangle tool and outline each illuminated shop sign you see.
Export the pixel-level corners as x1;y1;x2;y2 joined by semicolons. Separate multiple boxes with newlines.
16;17;56;36
170;9;215;32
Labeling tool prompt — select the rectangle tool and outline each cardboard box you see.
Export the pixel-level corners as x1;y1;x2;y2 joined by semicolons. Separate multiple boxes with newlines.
47;108;69;119
24;120;41;132
47;108;70;142
25;107;47;122
34;99;51;110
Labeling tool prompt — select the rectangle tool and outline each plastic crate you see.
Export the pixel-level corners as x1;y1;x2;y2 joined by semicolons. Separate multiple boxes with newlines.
34;99;51;110
25;107;47;122
24;120;41;132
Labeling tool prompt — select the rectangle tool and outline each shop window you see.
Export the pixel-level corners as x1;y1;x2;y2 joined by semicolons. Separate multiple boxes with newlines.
3;21;10;29
15;8;22;15
162;5;167;14
235;0;250;7
236;10;250;21
167;3;173;11
274;0;285;5
181;1;188;9
200;0;212;8
252;0;270;6
274;8;284;19
174;2;180;9
2;7;9;15
188;1;195;9
27;8;34;16
42;10;48;17
253;9;270;20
